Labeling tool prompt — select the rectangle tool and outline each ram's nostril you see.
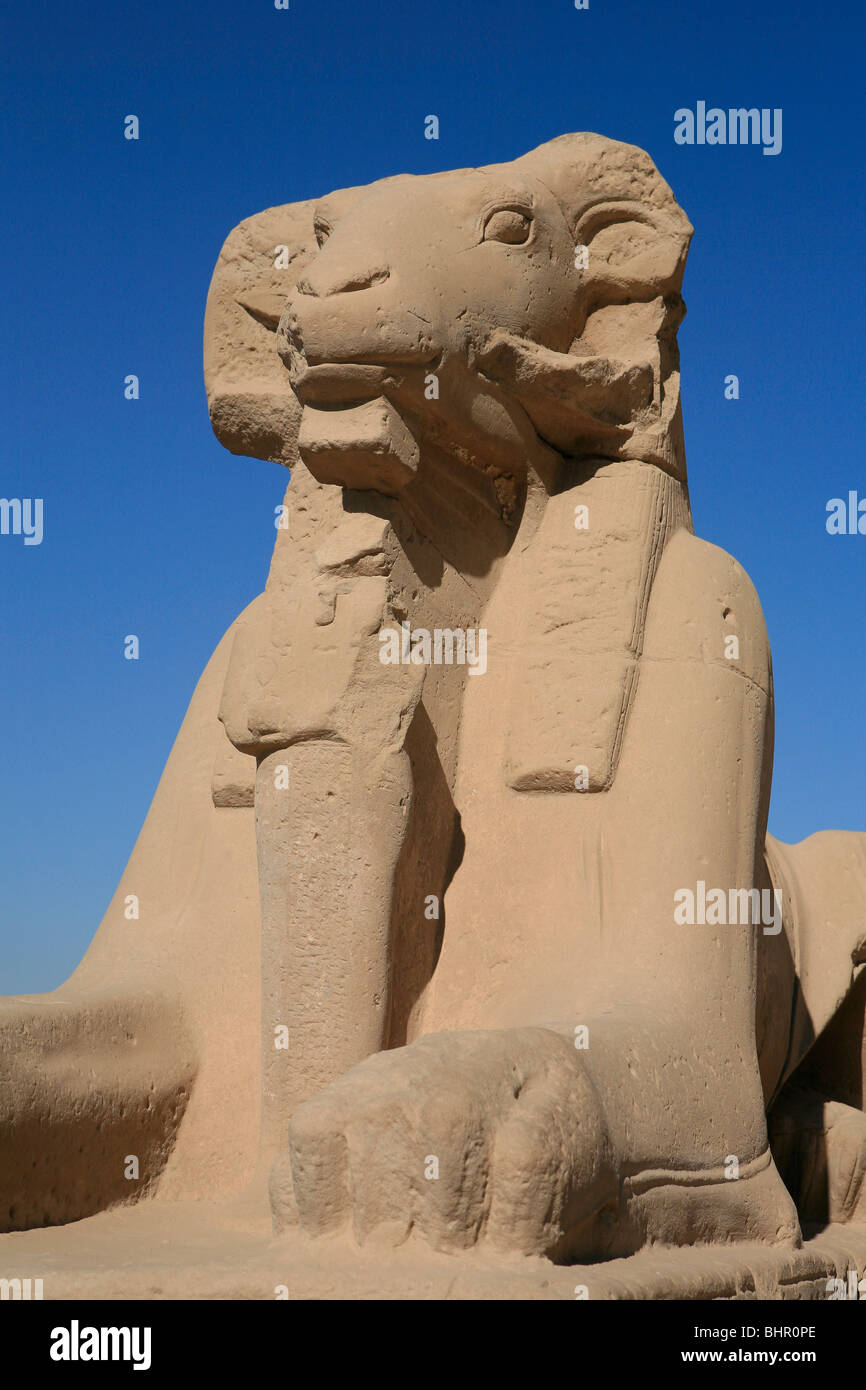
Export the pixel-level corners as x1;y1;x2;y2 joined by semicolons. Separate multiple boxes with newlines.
339;266;390;293
296;264;390;298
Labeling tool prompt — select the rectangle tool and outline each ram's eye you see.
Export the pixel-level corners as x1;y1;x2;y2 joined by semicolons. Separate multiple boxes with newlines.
314;221;331;249
482;208;532;245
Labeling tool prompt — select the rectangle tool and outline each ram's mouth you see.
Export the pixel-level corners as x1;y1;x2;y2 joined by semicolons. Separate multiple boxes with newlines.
290;363;393;407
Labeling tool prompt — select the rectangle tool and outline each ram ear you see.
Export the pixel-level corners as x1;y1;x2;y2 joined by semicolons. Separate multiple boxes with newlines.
476;330;655;456
576;201;692;306
236;290;287;332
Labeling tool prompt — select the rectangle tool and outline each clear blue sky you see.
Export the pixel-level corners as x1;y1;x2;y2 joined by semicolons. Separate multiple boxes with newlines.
1;0;863;992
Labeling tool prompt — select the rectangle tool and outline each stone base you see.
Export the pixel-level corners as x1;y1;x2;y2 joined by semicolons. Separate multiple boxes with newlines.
2;1194;866;1300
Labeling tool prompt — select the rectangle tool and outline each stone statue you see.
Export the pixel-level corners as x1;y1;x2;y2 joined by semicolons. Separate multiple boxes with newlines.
3;134;866;1291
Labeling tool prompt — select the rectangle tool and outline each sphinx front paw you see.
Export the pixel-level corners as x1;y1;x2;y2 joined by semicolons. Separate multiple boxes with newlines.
271;1027;616;1259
